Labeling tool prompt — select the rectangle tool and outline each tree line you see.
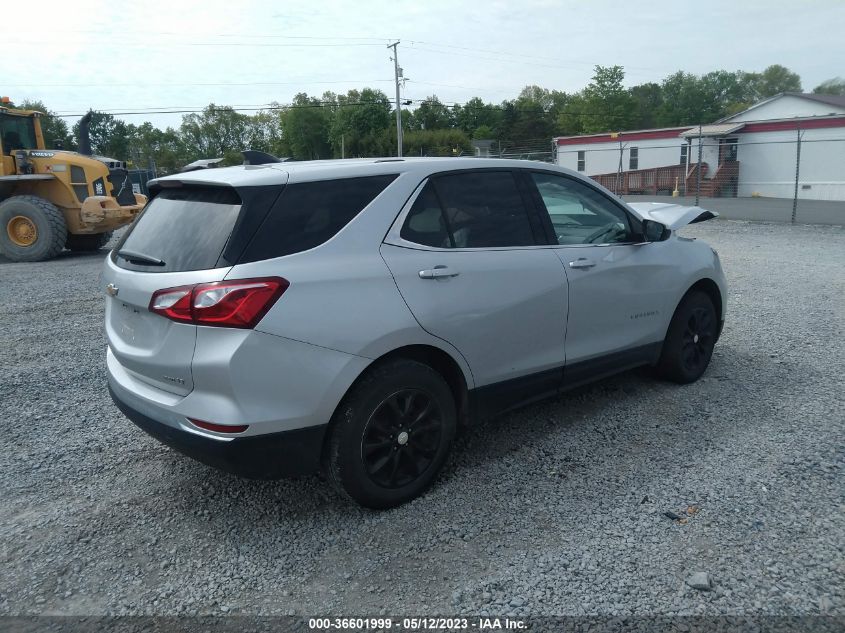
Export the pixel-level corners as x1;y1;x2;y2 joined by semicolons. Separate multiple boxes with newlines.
11;65;844;174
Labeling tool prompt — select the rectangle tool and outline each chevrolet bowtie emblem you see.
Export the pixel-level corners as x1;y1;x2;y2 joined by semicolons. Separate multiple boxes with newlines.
106;283;119;297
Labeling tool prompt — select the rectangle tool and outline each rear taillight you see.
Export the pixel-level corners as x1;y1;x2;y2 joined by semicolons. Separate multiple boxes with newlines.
149;277;289;329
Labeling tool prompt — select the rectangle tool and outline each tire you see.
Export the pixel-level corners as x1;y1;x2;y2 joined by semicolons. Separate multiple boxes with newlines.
66;231;112;252
0;195;67;262
325;359;457;509
657;290;719;384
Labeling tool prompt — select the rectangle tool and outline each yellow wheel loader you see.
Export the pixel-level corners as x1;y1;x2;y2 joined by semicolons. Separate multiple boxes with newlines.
0;100;147;262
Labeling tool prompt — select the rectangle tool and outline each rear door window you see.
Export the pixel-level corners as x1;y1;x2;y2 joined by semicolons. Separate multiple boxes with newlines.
400;182;453;248
239;174;397;262
400;171;538;249
115;187;241;272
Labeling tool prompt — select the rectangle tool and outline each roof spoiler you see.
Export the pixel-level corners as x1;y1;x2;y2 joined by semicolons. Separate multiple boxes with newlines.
242;150;291;165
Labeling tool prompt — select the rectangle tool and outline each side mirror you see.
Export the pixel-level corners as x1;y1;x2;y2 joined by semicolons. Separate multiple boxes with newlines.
642;219;669;242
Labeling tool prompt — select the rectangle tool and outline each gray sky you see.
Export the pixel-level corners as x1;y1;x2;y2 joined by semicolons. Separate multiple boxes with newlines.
4;0;844;129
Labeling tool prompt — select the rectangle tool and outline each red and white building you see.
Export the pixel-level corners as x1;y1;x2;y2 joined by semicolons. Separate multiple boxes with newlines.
554;93;845;201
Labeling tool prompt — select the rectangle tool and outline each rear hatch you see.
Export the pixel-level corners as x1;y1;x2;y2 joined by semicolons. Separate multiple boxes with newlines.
103;184;278;395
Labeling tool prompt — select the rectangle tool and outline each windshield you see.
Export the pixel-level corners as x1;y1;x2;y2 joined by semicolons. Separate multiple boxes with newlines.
0;113;38;153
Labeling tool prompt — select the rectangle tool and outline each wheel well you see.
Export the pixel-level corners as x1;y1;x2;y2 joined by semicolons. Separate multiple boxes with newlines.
370;345;470;429
686;278;723;333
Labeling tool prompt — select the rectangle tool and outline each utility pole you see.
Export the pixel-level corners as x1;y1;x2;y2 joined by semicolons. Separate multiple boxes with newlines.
388;41;403;157
695;124;703;206
792;124;802;224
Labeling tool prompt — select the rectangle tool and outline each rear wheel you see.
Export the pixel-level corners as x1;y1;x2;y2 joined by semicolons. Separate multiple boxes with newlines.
657;291;719;384
0;195;67;262
325;359;456;509
66;231;113;252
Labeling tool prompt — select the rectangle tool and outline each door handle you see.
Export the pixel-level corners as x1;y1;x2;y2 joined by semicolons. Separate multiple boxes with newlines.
568;258;596;269
419;266;460;279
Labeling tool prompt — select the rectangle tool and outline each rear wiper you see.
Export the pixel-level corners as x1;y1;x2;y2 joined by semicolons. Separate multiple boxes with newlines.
117;249;165;266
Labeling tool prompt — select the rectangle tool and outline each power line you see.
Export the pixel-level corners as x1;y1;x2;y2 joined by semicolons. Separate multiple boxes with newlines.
407;40;664;73
49;99;399;118
0;29;393;42
11;80;393;89
7;38;388;48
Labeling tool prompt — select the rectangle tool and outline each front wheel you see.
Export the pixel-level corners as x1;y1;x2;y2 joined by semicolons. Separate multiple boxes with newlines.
0;195;67;262
657;291;719;384
324;359;457;509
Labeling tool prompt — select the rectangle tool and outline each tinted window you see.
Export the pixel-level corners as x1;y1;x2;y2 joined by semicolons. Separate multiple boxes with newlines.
432;171;535;248
400;182;452;248
0;113;38;151
531;172;634;245
116;187;241;272
241;175;396;262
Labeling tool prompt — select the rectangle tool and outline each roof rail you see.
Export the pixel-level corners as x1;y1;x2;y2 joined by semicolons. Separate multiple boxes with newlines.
242;150;290;165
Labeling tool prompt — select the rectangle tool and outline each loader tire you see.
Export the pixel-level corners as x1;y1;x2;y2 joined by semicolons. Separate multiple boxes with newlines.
0;195;67;262
66;231;113;252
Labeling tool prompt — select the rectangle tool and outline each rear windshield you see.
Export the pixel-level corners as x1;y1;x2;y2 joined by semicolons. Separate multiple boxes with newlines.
115;187;241;272
239;174;397;262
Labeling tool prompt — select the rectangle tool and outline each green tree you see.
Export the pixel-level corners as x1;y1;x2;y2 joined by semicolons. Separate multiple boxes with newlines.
127;122;186;175
278;93;332;160
409;95;454;131
329;88;392;157
179;104;252;164
246;107;289;158
403;129;471;156
72;111;132;159
656;71;724;126
556;92;588;136
579;66;638;133
753;64;802;98
628;83;663;129
813;77;845;95
454;97;501;136
499;85;559;143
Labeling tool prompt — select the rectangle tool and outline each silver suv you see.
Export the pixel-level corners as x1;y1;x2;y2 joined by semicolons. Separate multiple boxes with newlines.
104;157;726;508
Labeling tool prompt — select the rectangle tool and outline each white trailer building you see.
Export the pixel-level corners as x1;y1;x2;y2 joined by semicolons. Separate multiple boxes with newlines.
554;93;845;201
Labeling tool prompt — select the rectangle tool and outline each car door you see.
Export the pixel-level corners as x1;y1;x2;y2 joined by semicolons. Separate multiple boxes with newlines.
526;171;677;382
380;169;569;406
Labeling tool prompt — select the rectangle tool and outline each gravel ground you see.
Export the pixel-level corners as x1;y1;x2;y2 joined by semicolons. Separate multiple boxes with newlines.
1;219;843;618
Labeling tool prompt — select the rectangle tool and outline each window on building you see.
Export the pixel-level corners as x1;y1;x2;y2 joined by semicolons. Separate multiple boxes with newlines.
680;143;688;165
720;137;738;162
629;147;639;170
576;150;585;172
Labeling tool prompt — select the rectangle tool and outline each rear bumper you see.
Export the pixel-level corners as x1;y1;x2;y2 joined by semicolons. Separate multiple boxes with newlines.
109;384;327;479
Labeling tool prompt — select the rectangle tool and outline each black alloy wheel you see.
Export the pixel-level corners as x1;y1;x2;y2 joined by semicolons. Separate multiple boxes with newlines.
324;359;457;509
361;389;443;489
681;306;717;374
657;290;719;384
